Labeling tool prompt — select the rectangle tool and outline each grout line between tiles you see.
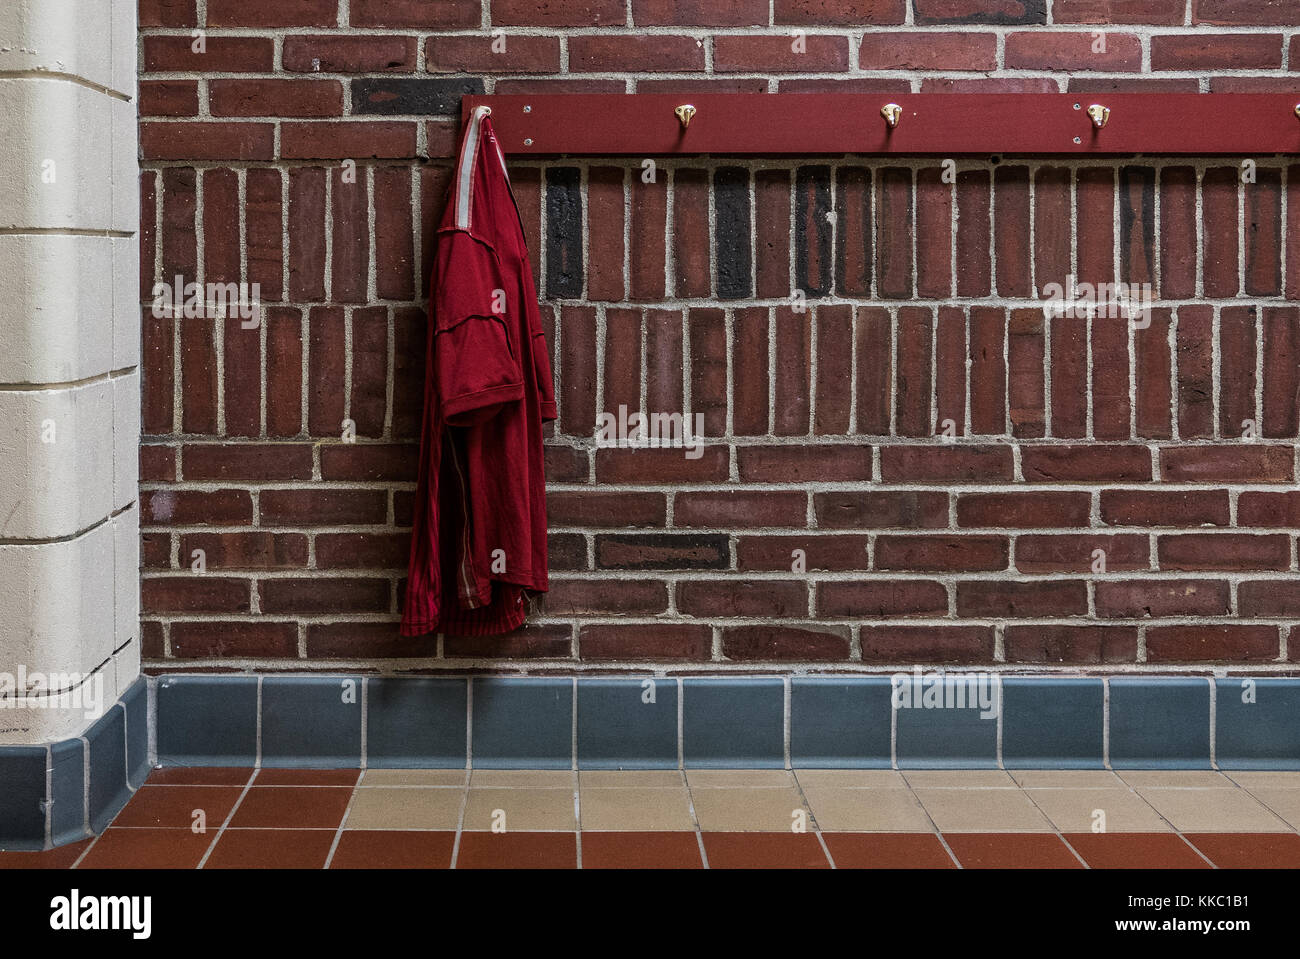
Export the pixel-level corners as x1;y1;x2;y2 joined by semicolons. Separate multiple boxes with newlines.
194;768;258;870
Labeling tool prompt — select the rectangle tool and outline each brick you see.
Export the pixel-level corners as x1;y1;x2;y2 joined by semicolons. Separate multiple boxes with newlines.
315;533;411;569
142;314;175;435
548;491;666;528
1161;445;1294;482
689;309;727;436
1203;167;1241;297
140;446;176;483
956;580;1088;618
1151;34;1284;70
350;308;388;437
595;446;730;483
630;311;680;413
713;35;851;72
934;307;965;436
141;489;254;527
1291;164;1300;300
579;624;711;661
1042;315;1091;433
955;170;991;297
958;492;1090;528
1246;169;1283;296
570;35;706;72
558;305;597;437
259;489;388;526
585;167;626;302
895;307;933;437
307;307;345;436
1090;316;1130;440
855;307;892;435
1239;491;1300;527
319;444;418;481
1238;580;1300;616
211;79;342;118
144;36;275;73
1096;580;1232;618
968;307;1006;436
629;175;667;300
261;578;391;614
1119;166;1156;290
722;626;850;661
673;168;710;297
1159;168;1197;302
288;168;327;301
635;0;767;24
875;535;1009;572
142;577;251;614
281;122;417;159
1076;168;1115;287
1100;489;1230;527
675;491;807;528
372;169;413;301
858;31;997;70
443;625;573;659
815;305;854;434
549;533;589;570
994;165;1032;297
602;308;640;417
180;318;217;435
814;490;948;529
818;581;948;617
245;169;283;303
738;444;874;482
308;623;437;658
1054;0;1185;23
777;0;906;23
139;0;197;27
1195;0;1300;25
206;0;336;25
914;167;952;299
223;316;260;438
881;445;1014;482
795;166;832;299
265;308;304;437
179;532;309;570
1004;625;1136;664
1005;32;1141;70
1158;533;1290;571
1219;306;1258;437
1021;445;1151;482
545;580;669;616
1033;167;1071;294
676;580;808;618
1146;626;1279;663
142;122;275;162
1015;534;1149;573
875;168;913;298
737;534;871;571
426;35;560;73
140;81;199;117
170;622;299;659
1008;310;1045;438
492;0;625;26
714;167;753;300
202;169;240;286
284;35;417;72
834;167;870;297
1134;310;1172;438
1176;305;1214;437
183;444;314;481
859;626;994;664
546;168;583;298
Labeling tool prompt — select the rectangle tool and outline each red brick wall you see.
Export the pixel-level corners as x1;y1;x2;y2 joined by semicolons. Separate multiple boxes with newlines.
138;0;1300;672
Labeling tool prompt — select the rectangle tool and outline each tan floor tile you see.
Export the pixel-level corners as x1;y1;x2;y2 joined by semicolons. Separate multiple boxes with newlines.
1026;788;1172;833
903;770;1016;788
1116;770;1233;788
803;787;934;832
469;769;574;788
795;770;905;789
361;769;467;787
343;787;465;830
914;788;1053;832
578;770;684;788
1009;770;1124;788
1137;787;1290;832
578;788;696;831
1237;787;1300;830
691;787;808;831
687;769;795;789
462;788;577;831
1227;771;1300;789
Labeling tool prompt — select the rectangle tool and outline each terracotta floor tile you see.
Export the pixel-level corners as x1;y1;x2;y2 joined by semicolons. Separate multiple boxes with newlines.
943;833;1083;869
228;786;352;828
204;829;336;869
1063;833;1210;869
111;786;244;829
1185;833;1300;869
701;832;831;868
252;769;361;787
823;833;956;869
147;767;255;786
329;830;456;869
455;832;578;869
581;832;704;869
76;828;214;869
0;839;92;870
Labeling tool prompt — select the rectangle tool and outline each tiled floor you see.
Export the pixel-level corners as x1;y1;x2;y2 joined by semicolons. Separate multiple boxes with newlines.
5;767;1300;868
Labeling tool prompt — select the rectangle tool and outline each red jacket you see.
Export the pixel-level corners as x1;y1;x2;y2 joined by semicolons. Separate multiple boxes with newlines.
401;106;557;637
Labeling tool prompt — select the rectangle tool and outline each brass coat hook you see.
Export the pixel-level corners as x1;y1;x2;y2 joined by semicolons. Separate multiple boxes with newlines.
1087;103;1110;129
881;103;902;129
1295;103;1300;121
675;104;696;130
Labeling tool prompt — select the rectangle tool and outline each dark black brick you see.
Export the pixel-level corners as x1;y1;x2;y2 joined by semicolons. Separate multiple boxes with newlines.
714;167;752;300
1119;165;1156;289
796;165;832;299
545;167;583;299
350;78;483;116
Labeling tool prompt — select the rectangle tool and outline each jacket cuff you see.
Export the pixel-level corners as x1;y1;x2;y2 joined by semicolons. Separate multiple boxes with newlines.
442;380;524;424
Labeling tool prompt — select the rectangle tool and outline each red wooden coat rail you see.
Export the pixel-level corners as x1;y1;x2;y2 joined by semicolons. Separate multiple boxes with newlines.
462;93;1300;157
